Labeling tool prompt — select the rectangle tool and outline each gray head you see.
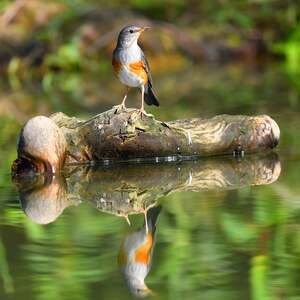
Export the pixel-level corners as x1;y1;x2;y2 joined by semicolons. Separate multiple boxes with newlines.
126;276;153;298
117;25;150;48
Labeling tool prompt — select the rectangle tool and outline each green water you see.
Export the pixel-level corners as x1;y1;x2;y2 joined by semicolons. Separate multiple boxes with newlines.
1;63;300;300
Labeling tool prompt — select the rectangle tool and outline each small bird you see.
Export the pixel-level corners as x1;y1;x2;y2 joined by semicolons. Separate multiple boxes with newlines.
118;205;161;297
112;25;159;115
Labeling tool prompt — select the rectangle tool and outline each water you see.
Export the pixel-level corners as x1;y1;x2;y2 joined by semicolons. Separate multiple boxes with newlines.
1;63;300;299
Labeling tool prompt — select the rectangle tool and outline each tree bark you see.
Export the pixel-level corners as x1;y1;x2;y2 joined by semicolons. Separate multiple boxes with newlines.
12;108;280;174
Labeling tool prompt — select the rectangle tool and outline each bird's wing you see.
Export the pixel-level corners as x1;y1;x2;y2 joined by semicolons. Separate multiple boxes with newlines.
118;242;128;267
141;50;153;87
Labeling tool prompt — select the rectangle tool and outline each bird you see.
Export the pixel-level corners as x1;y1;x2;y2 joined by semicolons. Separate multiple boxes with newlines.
118;205;161;297
112;25;159;116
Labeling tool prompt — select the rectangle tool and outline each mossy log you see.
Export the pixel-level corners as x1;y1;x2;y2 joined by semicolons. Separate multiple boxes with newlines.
14;153;281;224
12;108;280;174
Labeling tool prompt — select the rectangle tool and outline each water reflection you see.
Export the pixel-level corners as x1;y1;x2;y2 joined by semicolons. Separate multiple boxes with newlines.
14;152;281;225
11;153;281;297
118;206;161;298
18;176;78;225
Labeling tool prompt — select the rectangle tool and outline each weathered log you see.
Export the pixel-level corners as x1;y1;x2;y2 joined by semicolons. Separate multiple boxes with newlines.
14;153;281;224
12;108;280;173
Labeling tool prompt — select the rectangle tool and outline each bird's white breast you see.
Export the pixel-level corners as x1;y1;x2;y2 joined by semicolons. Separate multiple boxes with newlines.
116;44;144;87
120;230;151;287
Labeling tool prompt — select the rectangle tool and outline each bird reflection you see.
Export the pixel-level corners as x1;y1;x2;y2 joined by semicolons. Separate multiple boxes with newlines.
118;205;161;298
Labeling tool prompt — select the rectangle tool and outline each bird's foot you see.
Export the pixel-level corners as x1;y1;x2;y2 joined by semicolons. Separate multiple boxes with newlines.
139;108;154;119
113;103;127;114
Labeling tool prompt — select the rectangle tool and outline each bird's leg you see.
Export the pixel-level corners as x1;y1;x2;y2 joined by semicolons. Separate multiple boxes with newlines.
139;85;146;116
124;215;131;226
120;87;129;109
139;85;153;118
144;210;149;234
114;87;130;113
143;203;157;234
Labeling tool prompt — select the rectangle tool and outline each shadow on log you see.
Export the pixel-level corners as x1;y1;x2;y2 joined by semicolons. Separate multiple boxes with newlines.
13;152;281;224
12;108;280;174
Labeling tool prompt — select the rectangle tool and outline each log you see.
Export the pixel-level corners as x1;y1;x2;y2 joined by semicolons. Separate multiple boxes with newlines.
13;152;281;224
12;108;280;174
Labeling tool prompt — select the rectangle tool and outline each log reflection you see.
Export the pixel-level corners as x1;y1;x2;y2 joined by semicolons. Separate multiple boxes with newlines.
13;152;281;224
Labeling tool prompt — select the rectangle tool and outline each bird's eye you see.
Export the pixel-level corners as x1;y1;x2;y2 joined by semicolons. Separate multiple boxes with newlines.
129;29;134;33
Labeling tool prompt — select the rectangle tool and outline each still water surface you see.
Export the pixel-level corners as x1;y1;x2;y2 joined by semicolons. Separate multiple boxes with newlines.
1;64;300;299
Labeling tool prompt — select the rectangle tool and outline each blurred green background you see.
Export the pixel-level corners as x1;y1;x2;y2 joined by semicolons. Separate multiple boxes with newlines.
1;0;300;299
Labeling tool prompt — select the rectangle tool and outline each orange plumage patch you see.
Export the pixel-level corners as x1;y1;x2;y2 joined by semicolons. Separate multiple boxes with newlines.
129;61;148;84
112;58;122;75
135;234;153;265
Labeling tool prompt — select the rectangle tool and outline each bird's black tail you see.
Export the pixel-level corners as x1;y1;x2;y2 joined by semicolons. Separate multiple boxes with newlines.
144;84;159;106
146;205;162;233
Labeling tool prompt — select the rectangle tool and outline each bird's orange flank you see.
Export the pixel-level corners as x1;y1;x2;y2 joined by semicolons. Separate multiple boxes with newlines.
112;58;122;75
135;234;153;264
128;61;148;85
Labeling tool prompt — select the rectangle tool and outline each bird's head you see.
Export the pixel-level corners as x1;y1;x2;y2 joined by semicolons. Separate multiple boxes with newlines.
126;276;154;298
117;25;150;48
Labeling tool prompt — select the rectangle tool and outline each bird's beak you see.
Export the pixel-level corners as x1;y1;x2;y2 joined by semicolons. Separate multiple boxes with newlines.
139;26;150;32
146;288;155;296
